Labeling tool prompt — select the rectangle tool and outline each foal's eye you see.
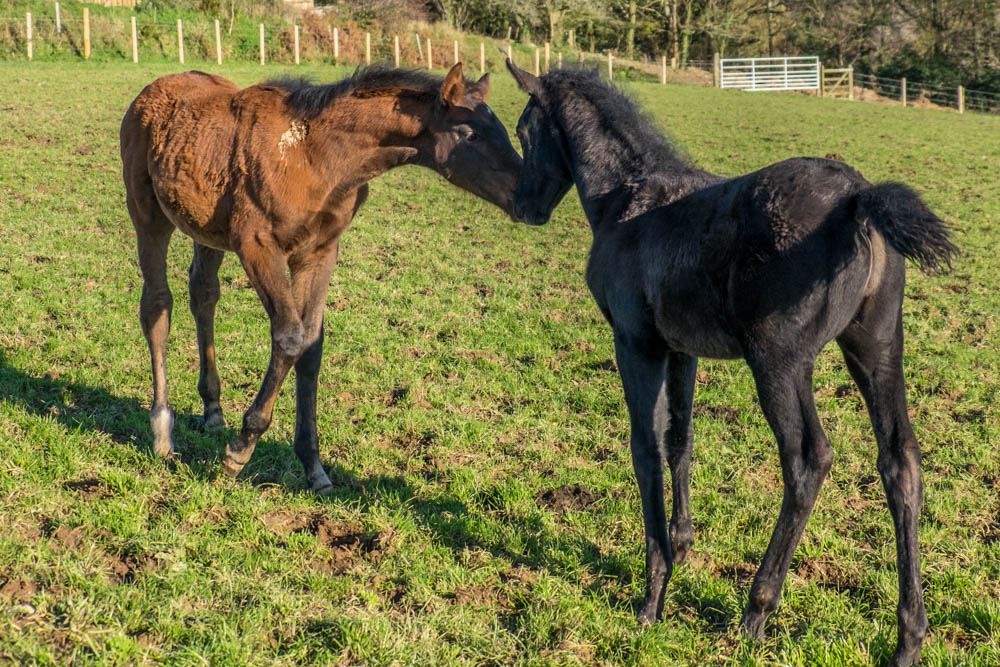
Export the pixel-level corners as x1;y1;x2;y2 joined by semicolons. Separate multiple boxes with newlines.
466;132;480;142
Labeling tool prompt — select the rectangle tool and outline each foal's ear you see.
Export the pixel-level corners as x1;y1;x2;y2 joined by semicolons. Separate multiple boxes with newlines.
470;73;490;101
439;62;466;107
506;58;542;98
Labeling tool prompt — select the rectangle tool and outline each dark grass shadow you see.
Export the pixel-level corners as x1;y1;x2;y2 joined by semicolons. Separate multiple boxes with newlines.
0;348;289;478
0;348;707;630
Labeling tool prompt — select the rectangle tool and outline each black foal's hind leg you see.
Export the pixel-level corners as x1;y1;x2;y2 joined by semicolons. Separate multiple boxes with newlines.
664;352;697;565
838;310;927;667
189;242;226;428
614;336;672;622
741;356;833;638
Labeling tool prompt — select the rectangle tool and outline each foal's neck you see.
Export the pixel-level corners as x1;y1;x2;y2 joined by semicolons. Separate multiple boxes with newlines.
307;94;430;189
558;104;714;229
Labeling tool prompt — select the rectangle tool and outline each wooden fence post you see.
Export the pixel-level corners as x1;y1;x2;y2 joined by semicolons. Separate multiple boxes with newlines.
558;51;562;68
55;2;61;33
177;19;184;65
214;19;222;64
607;51;612;79
661;55;667;84
259;24;265;65
394;35;400;67
848;66;854;100
480;41;484;72
415;32;422;62
83;7;90;59
820;66;825;96
544;42;550;72
535;47;540;76
568;28;574;48
427;37;432;69
333;27;339;60
901;77;906;106
507;43;512;62
294;25;300;64
365;32;371;65
713;52;720;87
26;13;32;60
453;39;459;65
958;85;964;113
131;16;138;63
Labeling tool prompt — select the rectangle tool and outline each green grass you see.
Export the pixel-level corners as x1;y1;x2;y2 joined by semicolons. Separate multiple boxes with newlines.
1;60;999;665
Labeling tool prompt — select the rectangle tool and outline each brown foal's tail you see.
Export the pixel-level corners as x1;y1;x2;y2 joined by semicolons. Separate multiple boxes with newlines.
856;183;957;271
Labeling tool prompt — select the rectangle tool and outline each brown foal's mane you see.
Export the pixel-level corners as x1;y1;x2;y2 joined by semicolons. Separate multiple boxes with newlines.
267;65;466;119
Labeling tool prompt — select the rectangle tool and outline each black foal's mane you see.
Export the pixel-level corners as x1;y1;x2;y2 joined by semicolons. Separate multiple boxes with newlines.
538;68;695;177
267;65;466;119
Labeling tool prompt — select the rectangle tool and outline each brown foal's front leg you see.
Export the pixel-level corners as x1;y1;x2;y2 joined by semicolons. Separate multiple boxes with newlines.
221;231;305;478
285;241;341;493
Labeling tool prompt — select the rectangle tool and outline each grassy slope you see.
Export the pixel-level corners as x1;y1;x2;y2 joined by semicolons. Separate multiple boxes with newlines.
0;60;998;665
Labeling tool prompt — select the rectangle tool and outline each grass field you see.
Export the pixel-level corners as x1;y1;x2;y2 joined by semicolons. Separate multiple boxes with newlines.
1;60;998;665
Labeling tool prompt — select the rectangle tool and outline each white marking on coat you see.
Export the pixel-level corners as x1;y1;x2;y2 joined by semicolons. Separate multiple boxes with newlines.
278;120;307;159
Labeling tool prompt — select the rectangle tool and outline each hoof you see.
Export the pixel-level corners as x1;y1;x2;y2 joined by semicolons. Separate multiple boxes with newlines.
313;482;335;496
307;461;334;495
637;599;661;625
221;456;246;478
199;405;226;429
150;406;175;458
740;609;767;641
222;445;251;478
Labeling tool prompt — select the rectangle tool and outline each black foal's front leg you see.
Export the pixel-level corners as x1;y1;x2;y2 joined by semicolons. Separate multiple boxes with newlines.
741;356;834;638
614;335;672;623
189;242;226;428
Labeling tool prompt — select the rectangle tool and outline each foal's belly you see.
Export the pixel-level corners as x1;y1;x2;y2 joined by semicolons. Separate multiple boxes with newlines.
150;168;234;252
656;316;743;360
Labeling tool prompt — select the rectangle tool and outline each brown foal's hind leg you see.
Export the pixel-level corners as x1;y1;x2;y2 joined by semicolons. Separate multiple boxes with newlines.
189;242;226;428
127;188;176;458
740;355;833;639
288;242;341;494
838;309;927;667
222;232;305;478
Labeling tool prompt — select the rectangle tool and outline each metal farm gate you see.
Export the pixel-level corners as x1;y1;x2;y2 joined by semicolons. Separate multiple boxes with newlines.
719;57;820;92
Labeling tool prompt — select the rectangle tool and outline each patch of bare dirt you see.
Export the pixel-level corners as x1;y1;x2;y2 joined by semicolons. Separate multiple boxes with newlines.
107;552;156;583
693;403;742;424
538;484;599;515
587;359;617;373
262;511;391;573
50;525;86;550
793;557;860;593
717;561;758;586
63;478;112;501
0;577;38;601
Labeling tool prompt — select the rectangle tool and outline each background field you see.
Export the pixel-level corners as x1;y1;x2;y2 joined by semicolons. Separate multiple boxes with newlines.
1;60;998;665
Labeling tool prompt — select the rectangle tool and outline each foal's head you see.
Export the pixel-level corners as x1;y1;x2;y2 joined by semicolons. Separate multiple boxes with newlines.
505;60;574;226
417;63;523;219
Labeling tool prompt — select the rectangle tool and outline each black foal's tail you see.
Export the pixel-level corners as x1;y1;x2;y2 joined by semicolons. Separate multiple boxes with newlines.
856;183;956;271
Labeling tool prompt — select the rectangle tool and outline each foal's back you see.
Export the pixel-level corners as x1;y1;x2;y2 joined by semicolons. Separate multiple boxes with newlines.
121;72;313;252
587;157;879;360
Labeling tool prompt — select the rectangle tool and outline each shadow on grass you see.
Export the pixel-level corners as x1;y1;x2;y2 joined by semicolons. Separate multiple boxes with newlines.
0;348;713;630
0;348;289;479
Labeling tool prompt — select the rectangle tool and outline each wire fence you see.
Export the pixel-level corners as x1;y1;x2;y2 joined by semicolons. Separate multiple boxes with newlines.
3;10;999;115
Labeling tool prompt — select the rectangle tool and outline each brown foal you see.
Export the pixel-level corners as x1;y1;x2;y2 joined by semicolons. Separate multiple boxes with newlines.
120;63;522;492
